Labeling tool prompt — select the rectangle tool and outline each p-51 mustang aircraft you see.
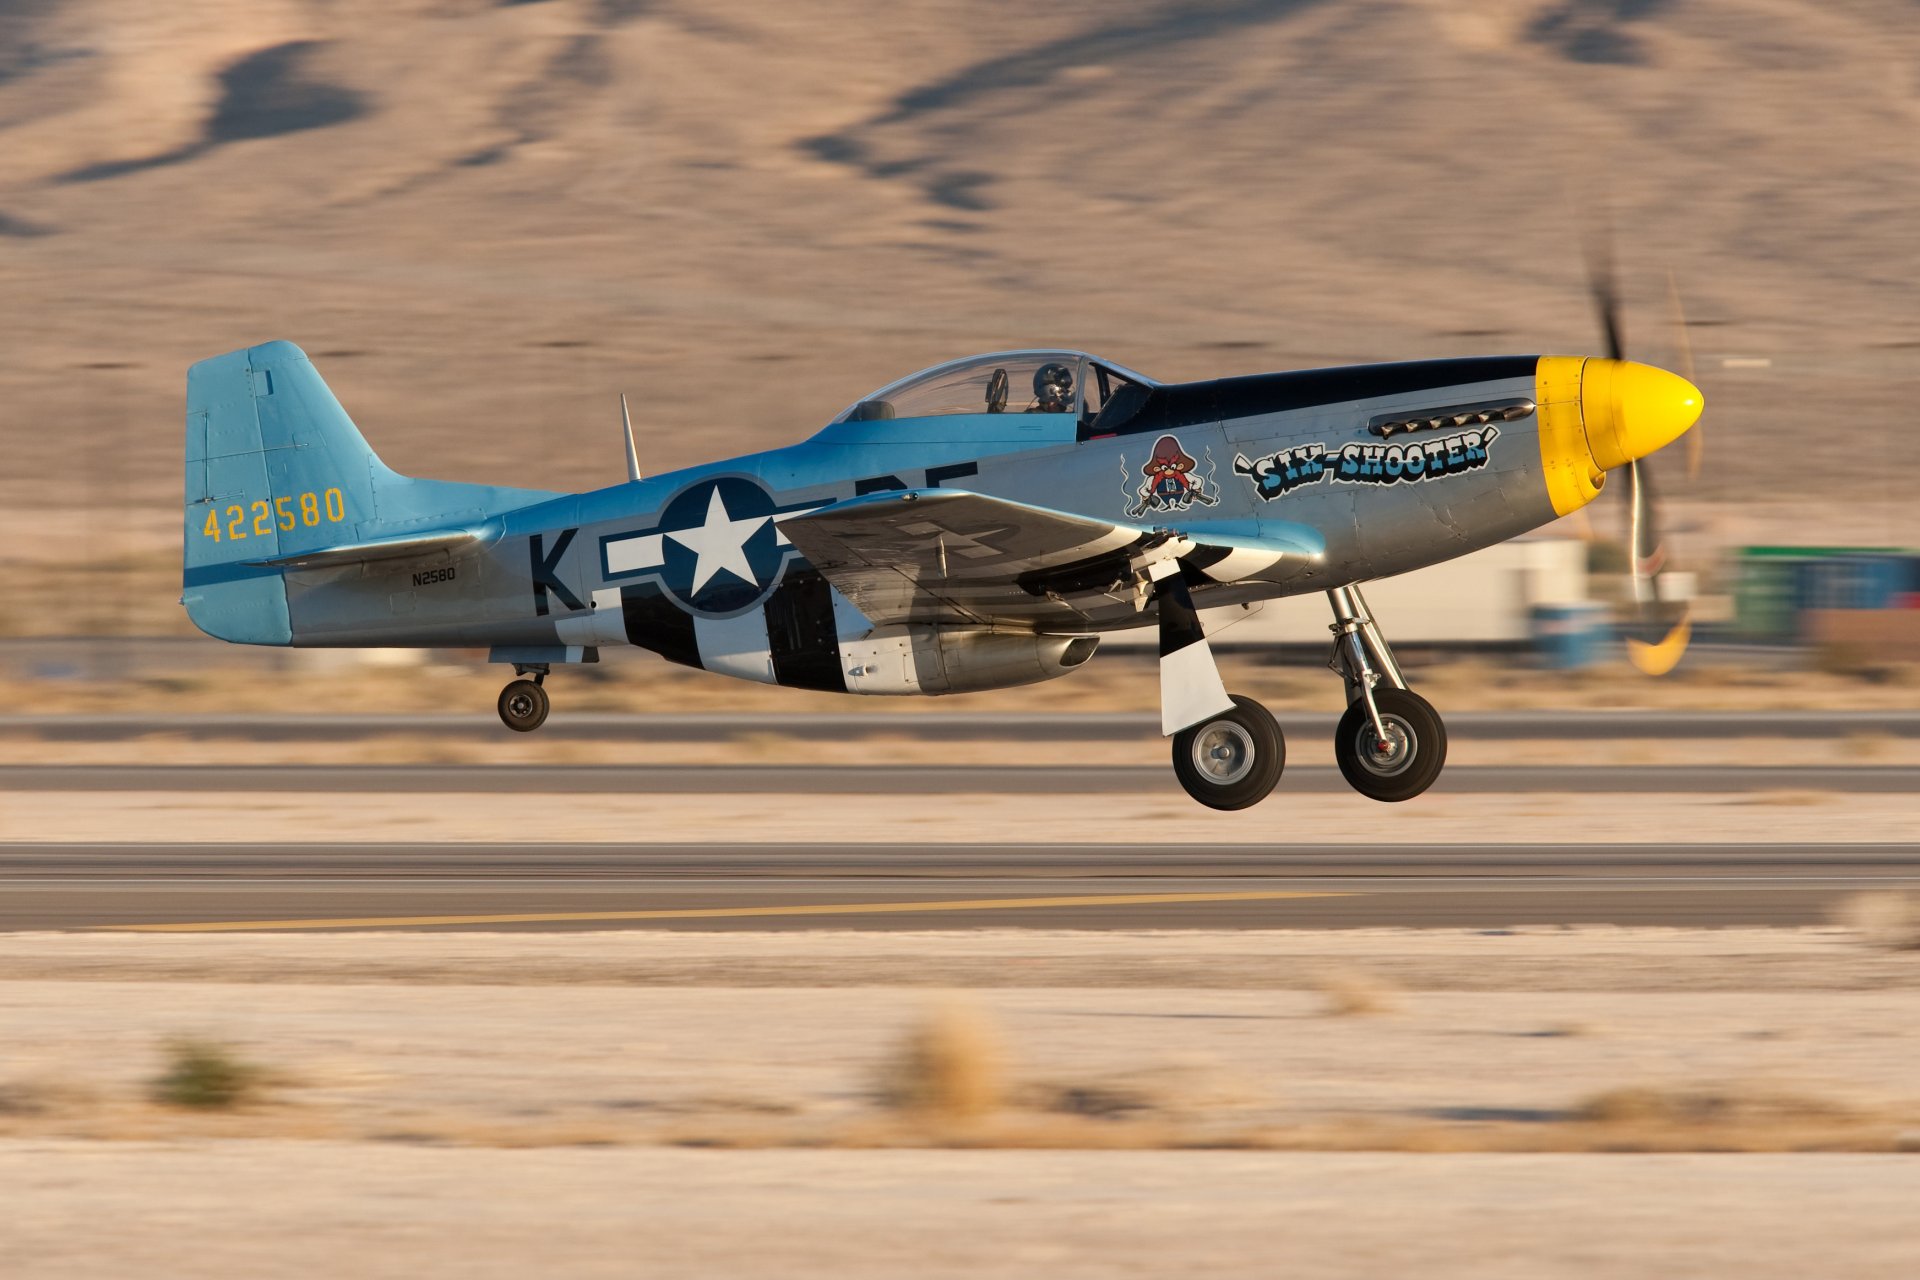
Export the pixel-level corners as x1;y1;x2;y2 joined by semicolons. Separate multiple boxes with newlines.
182;327;1700;809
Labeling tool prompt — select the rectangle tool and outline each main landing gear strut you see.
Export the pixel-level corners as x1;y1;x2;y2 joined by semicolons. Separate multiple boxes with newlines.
1325;585;1447;803
1162;580;1446;809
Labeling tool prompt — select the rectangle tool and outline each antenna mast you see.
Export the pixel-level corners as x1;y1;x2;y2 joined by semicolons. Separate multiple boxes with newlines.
621;394;641;482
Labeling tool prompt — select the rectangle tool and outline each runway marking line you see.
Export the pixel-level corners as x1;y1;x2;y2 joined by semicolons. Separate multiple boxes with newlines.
97;890;1349;932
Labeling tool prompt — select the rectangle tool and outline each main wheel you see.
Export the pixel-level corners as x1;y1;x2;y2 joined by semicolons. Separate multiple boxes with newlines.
497;679;550;733
1334;687;1446;802
1171;695;1285;811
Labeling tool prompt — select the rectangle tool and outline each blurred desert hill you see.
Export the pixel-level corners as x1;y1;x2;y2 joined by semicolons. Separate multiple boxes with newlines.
1;0;1916;569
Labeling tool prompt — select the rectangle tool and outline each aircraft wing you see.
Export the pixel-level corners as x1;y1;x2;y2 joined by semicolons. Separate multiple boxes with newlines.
776;489;1321;630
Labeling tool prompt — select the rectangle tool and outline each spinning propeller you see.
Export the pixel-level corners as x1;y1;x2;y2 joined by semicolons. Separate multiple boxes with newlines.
1582;238;1703;676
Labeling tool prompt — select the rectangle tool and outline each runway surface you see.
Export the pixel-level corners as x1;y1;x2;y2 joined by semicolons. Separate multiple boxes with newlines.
7;842;1917;932
7;710;1919;741
3;763;1914;794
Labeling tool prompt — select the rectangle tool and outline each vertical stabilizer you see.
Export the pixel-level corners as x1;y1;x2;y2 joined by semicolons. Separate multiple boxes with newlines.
181;341;558;645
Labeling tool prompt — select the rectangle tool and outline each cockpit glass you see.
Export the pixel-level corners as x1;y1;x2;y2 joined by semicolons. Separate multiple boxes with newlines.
1082;362;1151;436
834;353;1087;423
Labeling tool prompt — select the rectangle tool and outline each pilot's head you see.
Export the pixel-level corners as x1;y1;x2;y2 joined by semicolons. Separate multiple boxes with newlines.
1033;363;1074;413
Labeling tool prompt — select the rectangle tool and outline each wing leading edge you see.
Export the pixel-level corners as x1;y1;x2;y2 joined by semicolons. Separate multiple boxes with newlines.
775;489;1322;631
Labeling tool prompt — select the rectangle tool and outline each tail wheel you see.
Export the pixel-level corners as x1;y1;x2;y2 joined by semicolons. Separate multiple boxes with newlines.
1334;688;1446;802
497;679;550;733
1171;694;1285;810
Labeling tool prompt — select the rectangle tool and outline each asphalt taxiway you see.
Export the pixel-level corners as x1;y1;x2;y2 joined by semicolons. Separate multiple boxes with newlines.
7;842;1916;932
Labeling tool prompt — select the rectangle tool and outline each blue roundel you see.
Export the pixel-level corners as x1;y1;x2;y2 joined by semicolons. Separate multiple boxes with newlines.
656;476;785;616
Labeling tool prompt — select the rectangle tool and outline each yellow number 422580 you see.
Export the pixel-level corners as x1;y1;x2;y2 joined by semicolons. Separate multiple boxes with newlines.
199;488;346;542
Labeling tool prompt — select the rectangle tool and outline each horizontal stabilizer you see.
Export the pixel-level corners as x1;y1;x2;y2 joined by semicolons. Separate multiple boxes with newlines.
243;528;486;571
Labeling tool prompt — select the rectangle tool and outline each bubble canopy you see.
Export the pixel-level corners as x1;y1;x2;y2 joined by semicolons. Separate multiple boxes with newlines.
828;350;1159;426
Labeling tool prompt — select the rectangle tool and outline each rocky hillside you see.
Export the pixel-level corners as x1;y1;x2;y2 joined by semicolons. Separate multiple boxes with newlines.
0;0;1915;550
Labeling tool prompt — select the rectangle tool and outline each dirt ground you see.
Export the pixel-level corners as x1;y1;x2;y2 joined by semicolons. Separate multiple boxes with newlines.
5;928;1920;1276
7;928;1920;1148
6;1146;1920;1280
0;787;1912;846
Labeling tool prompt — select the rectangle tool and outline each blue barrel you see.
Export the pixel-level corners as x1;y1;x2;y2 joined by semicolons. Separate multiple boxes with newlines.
1531;603;1612;669
1801;554;1909;610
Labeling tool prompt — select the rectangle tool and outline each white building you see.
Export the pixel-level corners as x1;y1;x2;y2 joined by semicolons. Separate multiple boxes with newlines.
1102;537;1590;648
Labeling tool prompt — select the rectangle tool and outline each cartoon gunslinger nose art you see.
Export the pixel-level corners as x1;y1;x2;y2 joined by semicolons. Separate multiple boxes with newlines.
1125;434;1220;519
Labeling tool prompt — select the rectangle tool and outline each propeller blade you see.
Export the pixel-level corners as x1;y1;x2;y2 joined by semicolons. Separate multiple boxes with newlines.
1667;271;1702;481
1627;612;1693;677
1628;459;1661;599
1584;225;1695;676
1624;458;1693;674
1583;228;1626;362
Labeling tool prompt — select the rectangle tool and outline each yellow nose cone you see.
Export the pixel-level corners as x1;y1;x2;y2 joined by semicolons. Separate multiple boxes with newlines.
1579;359;1704;472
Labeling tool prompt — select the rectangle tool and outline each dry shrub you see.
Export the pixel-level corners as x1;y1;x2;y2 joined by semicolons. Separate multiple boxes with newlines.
1022;1063;1267;1123
1317;971;1401;1017
1577;1085;1860;1129
1812;642;1876;679
352;735;489;766
1729;789;1832;807
1534;1021;1603;1039
1023;1080;1155;1119
0;1081;58;1116
0;1075;101;1118
1839;731;1895;761
728;731;798;760
874;1001;1004;1120
150;1038;268;1111
1831;891;1920;950
674;1094;799;1117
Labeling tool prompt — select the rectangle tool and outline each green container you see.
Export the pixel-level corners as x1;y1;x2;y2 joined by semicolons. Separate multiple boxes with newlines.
1733;552;1807;639
1733;547;1905;639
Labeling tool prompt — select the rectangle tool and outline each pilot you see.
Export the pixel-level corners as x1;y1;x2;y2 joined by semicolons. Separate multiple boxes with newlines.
1030;362;1074;414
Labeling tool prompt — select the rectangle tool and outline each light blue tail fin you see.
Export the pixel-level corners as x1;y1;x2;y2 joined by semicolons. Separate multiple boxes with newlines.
182;341;557;644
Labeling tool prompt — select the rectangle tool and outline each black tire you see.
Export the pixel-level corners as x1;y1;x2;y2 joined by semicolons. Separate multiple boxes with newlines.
497;679;550;733
1334;687;1447;802
1171;694;1285;811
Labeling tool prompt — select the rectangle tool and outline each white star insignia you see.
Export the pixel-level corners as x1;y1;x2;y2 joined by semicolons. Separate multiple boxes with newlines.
666;487;770;594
